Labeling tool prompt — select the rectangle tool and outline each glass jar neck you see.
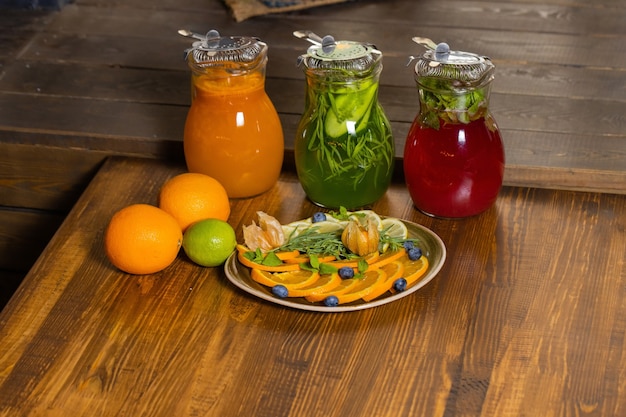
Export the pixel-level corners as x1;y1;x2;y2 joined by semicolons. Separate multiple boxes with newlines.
189;54;267;77
189;59;267;99
304;61;381;85
303;65;381;108
416;78;492;127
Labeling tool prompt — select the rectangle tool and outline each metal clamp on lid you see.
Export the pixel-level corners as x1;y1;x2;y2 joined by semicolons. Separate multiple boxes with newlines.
294;30;382;73
179;29;267;69
409;37;494;88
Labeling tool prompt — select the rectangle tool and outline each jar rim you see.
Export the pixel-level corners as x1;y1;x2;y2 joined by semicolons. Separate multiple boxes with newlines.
298;40;382;73
183;29;268;71
411;45;495;89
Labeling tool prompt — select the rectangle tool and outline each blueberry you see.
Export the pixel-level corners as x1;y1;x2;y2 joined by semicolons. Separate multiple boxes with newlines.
272;285;289;298
338;266;354;279
393;278;407;292
324;295;339;307
407;247;422;261
403;240;415;251
312;212;326;223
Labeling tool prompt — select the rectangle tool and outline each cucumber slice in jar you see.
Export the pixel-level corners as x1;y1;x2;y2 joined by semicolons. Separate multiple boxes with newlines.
324;81;377;138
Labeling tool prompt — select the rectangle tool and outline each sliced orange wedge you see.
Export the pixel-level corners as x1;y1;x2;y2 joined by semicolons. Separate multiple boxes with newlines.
304;277;361;303
321;251;380;270
275;250;302;261
236;244;300;260
239;242;430;304
238;251;302;272
251;269;320;289
236;244;252;255
287;273;342;298
336;269;388;304
362;260;405;302
368;249;406;271
283;254;336;264
402;256;429;287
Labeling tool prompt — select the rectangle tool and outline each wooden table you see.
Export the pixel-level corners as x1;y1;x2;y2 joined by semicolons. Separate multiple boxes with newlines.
1;156;625;416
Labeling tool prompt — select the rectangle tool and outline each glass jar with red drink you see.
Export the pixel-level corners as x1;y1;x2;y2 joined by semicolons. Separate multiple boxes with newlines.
404;38;505;218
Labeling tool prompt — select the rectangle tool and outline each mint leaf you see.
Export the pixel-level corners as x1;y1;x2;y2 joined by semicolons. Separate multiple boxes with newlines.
243;249;264;263
309;254;320;269
319;263;339;275
261;251;283;266
357;259;369;274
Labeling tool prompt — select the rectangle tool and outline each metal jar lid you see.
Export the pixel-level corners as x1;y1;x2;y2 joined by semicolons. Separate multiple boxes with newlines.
179;29;267;70
409;37;495;90
294;30;382;73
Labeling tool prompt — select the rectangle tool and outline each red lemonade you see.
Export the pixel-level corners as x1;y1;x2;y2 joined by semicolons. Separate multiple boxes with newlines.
403;115;505;217
404;39;505;217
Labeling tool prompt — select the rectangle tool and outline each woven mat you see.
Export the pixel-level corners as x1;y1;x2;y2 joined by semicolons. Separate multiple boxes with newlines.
224;0;355;22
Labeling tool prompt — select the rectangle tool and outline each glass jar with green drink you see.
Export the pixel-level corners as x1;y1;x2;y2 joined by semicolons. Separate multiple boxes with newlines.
294;31;394;209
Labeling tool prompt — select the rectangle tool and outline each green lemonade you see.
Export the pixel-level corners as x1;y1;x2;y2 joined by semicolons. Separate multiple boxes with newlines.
295;76;394;209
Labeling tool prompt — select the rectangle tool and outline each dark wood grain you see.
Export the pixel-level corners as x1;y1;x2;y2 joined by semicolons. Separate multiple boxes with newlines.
0;209;64;271
0;143;108;211
0;156;624;416
0;10;53;59
0;271;23;314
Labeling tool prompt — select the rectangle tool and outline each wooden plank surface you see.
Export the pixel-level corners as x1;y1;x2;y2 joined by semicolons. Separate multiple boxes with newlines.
0;156;625;416
0;9;53;60
0;143;108;211
0;143;107;274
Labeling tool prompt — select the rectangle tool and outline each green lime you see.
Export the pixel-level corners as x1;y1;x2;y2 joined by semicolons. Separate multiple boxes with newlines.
182;219;237;267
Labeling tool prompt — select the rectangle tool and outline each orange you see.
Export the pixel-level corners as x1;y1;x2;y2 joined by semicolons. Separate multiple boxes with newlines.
276;250;301;261
304;268;388;304
236;244;253;256
401;256;429;287
283;253;337;264
368;249;406;271
238;251;302;272
336;269;387;304
304;277;360;303
287;273;342;298
321;251;380;270
104;204;182;275
362;260;405;302
251;269;320;289
158;172;230;231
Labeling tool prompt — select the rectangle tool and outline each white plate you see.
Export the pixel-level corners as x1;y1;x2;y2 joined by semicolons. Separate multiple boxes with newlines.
224;219;446;312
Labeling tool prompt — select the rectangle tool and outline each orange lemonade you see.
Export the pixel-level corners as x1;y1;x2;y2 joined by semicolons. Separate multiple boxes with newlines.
184;70;284;198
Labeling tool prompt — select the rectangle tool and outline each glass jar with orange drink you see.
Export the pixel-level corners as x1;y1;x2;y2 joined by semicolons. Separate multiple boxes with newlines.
180;29;284;198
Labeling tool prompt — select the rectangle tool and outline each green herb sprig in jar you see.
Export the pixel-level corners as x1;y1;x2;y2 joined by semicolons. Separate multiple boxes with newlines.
294;32;395;209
